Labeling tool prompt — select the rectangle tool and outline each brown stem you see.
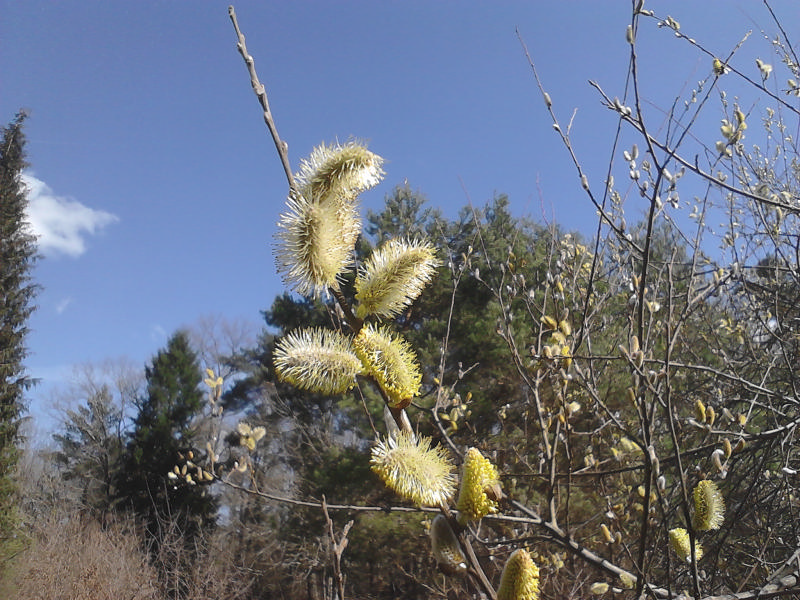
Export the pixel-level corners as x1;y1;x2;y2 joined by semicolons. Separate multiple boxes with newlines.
228;6;297;193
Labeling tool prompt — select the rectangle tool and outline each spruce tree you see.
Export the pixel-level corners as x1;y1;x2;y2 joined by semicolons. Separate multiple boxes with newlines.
0;112;38;546
117;331;215;539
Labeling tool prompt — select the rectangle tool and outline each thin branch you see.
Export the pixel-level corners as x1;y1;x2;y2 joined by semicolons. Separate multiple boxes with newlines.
322;496;353;600
228;6;296;192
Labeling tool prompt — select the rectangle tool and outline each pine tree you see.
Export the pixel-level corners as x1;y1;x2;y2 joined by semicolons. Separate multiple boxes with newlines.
0;112;38;547
53;385;123;516
117;331;215;539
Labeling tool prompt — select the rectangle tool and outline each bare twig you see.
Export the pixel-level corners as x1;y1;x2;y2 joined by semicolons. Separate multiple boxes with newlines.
228;6;296;192
322;496;353;600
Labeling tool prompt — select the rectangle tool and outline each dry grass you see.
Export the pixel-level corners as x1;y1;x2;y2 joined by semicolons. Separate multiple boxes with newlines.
6;514;159;600
3;508;259;600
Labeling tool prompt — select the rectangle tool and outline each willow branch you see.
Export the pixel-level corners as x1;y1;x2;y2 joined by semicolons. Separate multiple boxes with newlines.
228;6;296;192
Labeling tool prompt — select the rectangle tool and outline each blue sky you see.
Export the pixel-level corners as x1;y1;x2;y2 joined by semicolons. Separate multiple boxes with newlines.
1;1;793;433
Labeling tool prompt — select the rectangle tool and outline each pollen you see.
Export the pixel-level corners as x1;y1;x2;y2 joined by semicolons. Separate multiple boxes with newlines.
370;432;455;507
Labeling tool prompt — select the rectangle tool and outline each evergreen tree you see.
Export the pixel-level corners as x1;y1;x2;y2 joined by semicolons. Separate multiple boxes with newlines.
53;385;123;517
117;331;215;539
0;112;38;548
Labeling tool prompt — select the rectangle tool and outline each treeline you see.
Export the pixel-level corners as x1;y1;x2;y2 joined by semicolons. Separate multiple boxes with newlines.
4;3;800;598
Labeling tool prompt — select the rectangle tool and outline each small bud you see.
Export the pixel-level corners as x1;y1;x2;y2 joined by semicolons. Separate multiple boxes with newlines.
601;524;613;543
712;449;726;475
591;582;609;595
626;25;635;44
756;58;772;80
723;438;732;459
621;391;634;409
558;320;572;337
619;572;635;589
430;515;467;576
541;315;558;330
694;399;706;422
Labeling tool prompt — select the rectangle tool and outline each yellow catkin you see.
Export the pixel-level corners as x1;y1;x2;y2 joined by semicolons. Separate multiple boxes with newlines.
669;528;702;562
456;448;501;523
497;549;540;600
693;480;725;531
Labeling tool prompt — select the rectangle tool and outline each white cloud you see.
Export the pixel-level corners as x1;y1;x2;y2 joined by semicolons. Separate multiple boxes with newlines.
55;297;72;314
22;173;119;257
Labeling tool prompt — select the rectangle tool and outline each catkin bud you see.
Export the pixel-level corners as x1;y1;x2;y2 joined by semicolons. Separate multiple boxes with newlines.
705;406;716;426
591;582;609;595
456;448;501;523
497;549;540;600
558;320;572;337
669;528;702;562
601;524;614;543
626;388;636;404
711;449;726;476
541;315;558;330
430;515;467;575
694;400;706;422
619;572;635;589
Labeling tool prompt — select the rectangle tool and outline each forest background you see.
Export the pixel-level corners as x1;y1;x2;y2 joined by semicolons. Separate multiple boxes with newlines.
2;1;800;599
